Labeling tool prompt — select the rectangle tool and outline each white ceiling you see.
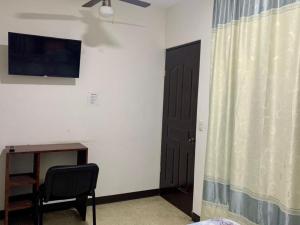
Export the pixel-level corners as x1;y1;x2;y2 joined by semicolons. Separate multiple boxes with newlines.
146;0;183;8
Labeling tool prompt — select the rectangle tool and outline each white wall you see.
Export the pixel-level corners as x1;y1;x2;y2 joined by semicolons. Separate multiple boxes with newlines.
0;0;166;210
166;0;214;215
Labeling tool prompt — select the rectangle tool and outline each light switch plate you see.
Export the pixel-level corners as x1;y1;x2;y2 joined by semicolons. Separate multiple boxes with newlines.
198;120;205;132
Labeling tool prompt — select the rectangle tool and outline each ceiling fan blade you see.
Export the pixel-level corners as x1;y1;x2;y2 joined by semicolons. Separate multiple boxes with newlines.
17;13;78;21
119;0;151;8
82;0;102;7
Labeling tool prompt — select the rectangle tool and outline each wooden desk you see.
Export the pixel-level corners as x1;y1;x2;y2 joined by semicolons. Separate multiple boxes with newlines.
3;143;88;225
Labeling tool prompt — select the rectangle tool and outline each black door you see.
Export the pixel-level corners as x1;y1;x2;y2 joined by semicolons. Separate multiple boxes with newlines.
160;41;200;215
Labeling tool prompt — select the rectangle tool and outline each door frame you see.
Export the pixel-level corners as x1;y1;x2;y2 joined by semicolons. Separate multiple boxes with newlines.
160;40;201;218
167;40;201;52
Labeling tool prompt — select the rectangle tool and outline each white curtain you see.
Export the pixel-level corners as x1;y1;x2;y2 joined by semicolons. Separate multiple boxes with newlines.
202;1;300;225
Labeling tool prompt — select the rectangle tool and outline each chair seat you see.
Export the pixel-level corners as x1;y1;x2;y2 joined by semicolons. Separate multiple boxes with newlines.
36;163;99;225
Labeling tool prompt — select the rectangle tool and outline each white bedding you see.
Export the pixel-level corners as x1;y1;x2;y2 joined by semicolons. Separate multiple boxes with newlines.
190;218;240;225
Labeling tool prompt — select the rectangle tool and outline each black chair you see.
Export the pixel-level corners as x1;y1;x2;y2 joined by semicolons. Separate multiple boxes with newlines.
36;163;99;225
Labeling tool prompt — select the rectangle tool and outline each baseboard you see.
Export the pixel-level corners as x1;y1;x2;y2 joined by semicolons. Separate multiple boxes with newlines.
0;189;200;221
0;189;160;220
91;189;160;205
191;212;201;222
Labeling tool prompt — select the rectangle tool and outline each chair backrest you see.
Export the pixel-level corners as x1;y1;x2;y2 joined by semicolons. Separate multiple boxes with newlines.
43;163;99;202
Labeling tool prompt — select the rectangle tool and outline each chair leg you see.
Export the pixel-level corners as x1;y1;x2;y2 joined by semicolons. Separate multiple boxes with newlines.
33;192;39;225
39;197;44;225
92;191;96;225
76;196;87;221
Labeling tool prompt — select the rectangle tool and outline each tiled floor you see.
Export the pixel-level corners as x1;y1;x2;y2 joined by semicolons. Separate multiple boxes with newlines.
3;196;192;225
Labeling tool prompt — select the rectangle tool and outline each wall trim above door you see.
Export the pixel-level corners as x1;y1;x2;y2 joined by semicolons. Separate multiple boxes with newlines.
167;40;201;52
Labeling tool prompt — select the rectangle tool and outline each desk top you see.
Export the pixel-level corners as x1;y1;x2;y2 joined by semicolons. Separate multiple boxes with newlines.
4;143;88;154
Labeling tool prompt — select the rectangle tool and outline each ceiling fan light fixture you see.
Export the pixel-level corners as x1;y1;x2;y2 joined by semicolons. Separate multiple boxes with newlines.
99;0;114;17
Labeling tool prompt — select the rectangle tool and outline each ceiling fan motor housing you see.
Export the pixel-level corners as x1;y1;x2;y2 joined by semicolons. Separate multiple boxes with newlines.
100;0;114;17
82;0;150;8
103;0;112;6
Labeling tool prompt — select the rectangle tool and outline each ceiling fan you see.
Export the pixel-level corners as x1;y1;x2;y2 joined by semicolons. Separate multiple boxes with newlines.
82;0;151;17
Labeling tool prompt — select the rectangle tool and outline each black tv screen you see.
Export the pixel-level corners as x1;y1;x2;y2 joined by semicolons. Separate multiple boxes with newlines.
8;32;82;78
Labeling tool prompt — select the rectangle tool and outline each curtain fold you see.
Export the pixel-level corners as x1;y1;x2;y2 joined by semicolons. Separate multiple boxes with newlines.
202;1;300;225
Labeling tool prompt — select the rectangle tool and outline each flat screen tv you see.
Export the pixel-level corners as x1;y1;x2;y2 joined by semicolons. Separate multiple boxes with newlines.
8;32;82;78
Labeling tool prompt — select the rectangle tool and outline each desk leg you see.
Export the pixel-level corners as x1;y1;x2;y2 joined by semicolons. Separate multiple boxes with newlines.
77;150;88;165
4;154;10;225
33;153;41;188
76;149;88;220
4;211;8;225
33;153;41;225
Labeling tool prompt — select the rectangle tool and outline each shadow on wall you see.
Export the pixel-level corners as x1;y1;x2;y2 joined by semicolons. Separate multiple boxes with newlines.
16;10;121;48
0;45;76;85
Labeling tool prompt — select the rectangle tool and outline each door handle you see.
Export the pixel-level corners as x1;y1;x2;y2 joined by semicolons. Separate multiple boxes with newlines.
188;137;196;143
